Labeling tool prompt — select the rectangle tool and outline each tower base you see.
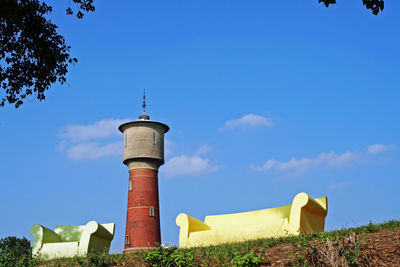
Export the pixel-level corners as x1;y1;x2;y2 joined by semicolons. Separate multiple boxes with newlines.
124;246;157;254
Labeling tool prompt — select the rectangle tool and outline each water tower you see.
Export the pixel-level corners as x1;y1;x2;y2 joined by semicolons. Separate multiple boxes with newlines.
118;94;169;252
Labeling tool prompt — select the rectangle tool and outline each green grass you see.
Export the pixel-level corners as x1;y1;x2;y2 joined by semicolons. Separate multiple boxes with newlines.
34;220;400;267
181;220;400;265
34;251;144;267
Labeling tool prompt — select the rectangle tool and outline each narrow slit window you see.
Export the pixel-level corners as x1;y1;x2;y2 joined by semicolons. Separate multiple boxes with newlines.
129;180;132;191
152;132;156;146
126;235;130;245
124;134;127;148
149;207;154;217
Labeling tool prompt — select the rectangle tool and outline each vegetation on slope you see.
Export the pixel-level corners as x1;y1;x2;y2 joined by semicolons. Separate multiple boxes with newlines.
2;220;399;267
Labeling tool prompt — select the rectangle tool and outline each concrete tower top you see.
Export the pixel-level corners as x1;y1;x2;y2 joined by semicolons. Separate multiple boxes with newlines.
118;92;169;170
118;120;169;133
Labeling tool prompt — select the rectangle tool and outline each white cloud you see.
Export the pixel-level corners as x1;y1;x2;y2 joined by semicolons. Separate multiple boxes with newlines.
329;181;353;190
61;118;130;142
367;144;395;154
222;114;273;130
251;150;359;176
163;154;219;178
59;118;130;160
196;145;212;155
65;142;122;160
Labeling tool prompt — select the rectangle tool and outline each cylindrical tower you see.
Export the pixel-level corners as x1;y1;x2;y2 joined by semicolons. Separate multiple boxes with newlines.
119;107;169;252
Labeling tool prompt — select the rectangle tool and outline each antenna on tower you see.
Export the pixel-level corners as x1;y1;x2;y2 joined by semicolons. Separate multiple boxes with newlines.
139;89;150;120
142;89;147;114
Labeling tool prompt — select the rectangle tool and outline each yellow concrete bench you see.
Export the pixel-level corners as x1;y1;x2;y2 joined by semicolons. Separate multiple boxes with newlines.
30;221;115;259
176;192;327;248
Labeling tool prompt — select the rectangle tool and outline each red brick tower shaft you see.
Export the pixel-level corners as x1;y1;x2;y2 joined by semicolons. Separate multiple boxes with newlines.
125;168;161;249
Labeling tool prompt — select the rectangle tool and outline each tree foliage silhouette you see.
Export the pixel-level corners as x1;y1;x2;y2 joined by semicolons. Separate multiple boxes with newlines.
0;0;94;108
319;0;384;15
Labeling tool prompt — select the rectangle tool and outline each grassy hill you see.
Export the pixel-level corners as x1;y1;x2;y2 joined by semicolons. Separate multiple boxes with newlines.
33;220;400;266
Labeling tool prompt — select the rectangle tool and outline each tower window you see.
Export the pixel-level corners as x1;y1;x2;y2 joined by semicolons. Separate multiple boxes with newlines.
124;134;127;148
129;180;132;191
149;207;154;217
152;132;156;145
125;235;130;245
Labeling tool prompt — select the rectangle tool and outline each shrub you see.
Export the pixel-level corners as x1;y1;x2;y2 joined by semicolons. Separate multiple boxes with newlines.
0;236;32;267
144;245;196;267
144;246;174;267
231;251;265;267
291;233;367;267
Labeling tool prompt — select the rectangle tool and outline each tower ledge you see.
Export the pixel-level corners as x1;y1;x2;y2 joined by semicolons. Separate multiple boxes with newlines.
118;120;169;133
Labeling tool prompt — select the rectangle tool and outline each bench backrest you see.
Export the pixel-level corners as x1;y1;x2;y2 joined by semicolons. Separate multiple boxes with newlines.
54;226;86;242
204;204;292;229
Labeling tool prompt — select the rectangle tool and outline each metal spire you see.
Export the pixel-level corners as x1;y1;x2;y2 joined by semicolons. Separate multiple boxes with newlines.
142;89;147;114
139;89;150;120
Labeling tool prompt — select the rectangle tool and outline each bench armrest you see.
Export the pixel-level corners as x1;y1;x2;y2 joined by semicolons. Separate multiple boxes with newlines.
176;213;211;247
85;221;114;240
30;224;61;256
78;221;115;255
289;193;328;234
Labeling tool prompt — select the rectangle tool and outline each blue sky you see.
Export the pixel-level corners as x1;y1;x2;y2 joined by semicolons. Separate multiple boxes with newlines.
1;1;399;253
